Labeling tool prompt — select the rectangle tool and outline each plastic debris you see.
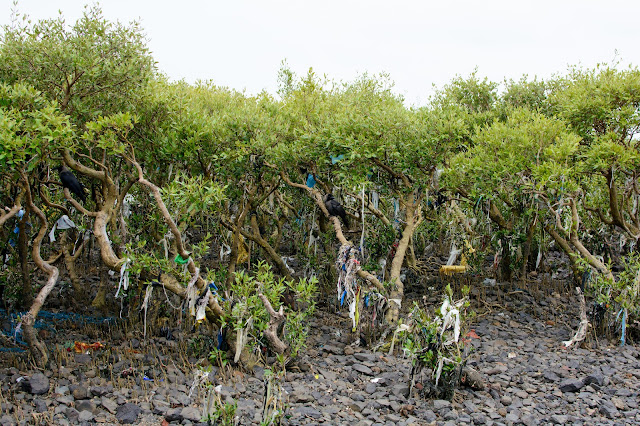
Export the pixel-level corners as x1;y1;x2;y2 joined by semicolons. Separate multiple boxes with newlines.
48;215;76;242
115;258;131;298
74;341;105;353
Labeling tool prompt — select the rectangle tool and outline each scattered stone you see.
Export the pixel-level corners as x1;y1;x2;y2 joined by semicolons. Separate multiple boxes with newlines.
71;385;89;400
353;364;374;376
433;400;451;411
74;354;92;365
599;400;619;419
550;414;568;424
27;373;49;395
323;345;344;355
100;397;118;414
559;378;584;393
115;403;141;424
584;373;604;387
296;406;322;419
164;408;183;422
90;386;109;397
391;384;410;399
180;407;201;422
33;399;48;413
78;410;94;422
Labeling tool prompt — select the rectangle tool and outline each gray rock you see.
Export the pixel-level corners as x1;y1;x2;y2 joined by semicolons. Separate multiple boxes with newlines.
55;395;74;406
100;397;118;414
27;373;49;395
164;408;183;422
33;399;48;413
71;385;89;400
353;364;374;376
599;400;619;419
75;400;96;413
433;400;451;411
354;353;378;363
65;407;79;423
550;414;568;424
584;372;604;387
54;385;69;395
559;378;583;393
74;354;92;365
543;371;560;382
181;407;201;422
323;345;344;355
291;391;314;403
116;403;141;424
365;383;377;394
296;406;322;419
90;386;109;396
391;384;409;399
78;410;94;422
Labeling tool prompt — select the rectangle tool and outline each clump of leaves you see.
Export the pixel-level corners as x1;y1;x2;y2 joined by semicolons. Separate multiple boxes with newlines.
220;261;317;365
202;383;238;426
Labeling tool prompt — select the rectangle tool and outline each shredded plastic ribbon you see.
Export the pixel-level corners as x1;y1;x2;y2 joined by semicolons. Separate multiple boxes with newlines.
174;253;190;264
195;289;211;323
48;215;76;242
115;258;131;298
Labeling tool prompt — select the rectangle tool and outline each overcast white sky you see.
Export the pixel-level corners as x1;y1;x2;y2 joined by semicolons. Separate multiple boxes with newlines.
2;1;639;106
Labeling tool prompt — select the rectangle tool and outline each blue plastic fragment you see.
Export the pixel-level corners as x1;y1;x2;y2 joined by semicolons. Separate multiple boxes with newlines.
306;174;316;188
217;329;224;349
340;290;347;306
331;154;345;164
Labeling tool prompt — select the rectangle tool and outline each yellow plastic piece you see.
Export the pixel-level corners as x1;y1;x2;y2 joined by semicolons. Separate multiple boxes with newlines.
439;265;468;276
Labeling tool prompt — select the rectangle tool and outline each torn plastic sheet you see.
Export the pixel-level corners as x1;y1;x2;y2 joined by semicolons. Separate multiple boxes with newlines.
195;289;211;322
48;215;76;243
186;268;200;316
122;194;135;218
115;258;131;298
140;285;153;340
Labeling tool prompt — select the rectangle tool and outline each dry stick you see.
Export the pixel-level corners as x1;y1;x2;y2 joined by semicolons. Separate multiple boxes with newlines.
563;287;589;348
0;196;23;227
19;173;60;366
258;293;288;354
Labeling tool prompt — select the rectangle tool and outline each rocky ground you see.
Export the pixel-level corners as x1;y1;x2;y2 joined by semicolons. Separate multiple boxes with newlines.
0;283;639;426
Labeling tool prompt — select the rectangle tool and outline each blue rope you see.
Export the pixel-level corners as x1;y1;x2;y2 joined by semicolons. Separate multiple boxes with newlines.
0;309;119;350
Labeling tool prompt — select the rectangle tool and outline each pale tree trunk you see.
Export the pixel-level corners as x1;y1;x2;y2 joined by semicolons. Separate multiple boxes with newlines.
17;208;32;308
385;192;422;323
20;174;59;366
544;196;614;283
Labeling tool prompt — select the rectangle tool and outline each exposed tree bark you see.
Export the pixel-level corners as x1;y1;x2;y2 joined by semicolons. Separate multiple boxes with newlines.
603;169;640;238
131;157;224;317
544;225;582;284
20;174;59;366
17;208;32;308
258;293;288;355
386;191;423;323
